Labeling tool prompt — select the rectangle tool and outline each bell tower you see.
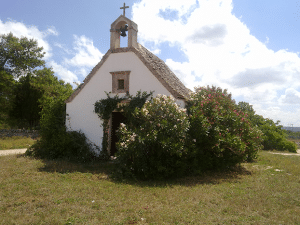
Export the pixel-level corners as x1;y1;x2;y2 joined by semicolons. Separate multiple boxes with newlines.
110;3;138;49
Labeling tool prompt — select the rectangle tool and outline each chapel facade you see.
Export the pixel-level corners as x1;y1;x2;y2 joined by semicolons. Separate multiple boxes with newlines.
65;4;190;155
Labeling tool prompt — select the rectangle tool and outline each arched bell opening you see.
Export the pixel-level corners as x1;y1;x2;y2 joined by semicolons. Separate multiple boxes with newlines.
110;16;138;50
117;21;129;48
112;21;129;48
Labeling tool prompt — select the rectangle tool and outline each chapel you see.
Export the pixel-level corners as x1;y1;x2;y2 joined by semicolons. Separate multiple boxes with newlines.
65;3;190;155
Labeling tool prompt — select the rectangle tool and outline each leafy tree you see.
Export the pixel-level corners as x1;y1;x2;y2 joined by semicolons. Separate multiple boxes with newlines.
0;32;45;76
10;73;42;128
0;32;45;127
0;70;15;126
10;68;73;128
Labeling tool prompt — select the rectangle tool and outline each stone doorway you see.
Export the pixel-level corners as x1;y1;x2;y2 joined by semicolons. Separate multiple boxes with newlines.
110;112;126;156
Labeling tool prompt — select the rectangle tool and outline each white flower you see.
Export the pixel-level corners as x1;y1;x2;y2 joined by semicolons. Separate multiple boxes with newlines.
120;123;126;128
120;142;127;148
130;133;137;141
193;139;196;142
142;108;149;115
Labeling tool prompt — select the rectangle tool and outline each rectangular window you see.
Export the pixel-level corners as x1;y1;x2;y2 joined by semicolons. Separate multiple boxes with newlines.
110;71;130;93
118;79;125;90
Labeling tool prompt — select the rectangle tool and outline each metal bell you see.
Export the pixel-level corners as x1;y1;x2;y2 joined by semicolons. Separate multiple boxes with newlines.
119;25;128;37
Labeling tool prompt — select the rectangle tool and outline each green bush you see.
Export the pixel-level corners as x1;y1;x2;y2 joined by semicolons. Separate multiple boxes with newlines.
114;94;190;180
26;98;96;162
186;86;263;172
237;102;298;153
262;124;298;153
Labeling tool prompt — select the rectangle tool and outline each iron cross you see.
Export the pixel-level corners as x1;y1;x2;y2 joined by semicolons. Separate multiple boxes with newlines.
120;3;129;16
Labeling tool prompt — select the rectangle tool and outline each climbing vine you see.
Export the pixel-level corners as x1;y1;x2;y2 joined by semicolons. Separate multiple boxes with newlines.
94;91;153;156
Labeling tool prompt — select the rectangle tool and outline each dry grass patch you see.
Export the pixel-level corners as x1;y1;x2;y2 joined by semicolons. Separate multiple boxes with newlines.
0;136;37;150
0;151;300;224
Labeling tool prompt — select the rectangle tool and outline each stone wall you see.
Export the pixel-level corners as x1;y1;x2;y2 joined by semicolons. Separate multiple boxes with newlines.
0;129;39;139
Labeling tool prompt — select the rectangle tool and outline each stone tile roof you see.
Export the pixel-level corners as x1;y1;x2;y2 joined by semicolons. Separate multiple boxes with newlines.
66;44;190;103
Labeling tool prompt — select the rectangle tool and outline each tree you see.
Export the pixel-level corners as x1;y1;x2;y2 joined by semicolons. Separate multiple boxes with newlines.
10;68;73;128
0;32;45;76
0;32;45;127
10;73;41;128
0;70;15;125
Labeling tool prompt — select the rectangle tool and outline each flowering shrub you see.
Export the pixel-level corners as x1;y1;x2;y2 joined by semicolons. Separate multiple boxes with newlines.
94;91;153;158
186;86;263;171
114;94;190;180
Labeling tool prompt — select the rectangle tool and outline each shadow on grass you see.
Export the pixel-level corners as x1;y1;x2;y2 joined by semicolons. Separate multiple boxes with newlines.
115;166;252;188
37;158;115;176
27;154;252;187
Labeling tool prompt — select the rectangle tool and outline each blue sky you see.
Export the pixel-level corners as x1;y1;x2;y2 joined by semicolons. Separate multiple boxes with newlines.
1;0;300;126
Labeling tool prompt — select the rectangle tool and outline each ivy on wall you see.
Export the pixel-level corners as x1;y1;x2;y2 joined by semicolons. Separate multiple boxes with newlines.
94;91;153;156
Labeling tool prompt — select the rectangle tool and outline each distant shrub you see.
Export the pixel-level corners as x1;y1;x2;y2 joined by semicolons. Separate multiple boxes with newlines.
114;94;190;180
186;86;263;172
237;102;298;153
261;122;298;153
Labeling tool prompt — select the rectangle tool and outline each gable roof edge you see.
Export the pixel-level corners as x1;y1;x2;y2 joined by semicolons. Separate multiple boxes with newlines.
130;45;190;100
65;45;191;104
65;50;112;103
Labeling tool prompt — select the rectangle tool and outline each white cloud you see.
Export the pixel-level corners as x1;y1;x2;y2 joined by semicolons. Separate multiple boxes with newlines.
0;19;104;90
186;24;228;46
54;42;73;54
0;19;56;59
48;61;79;85
64;35;103;67
254;103;300;127
279;88;300;105
132;0;300;125
46;26;58;36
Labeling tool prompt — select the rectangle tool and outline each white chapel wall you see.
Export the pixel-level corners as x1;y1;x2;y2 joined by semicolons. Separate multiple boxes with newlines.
66;51;184;152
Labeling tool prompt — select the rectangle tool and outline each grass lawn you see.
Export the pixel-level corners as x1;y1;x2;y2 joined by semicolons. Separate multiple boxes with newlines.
0;136;37;150
0;151;300;224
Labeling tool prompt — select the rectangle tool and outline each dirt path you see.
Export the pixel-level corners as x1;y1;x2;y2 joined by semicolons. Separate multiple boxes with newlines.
0;149;27;156
269;149;300;156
